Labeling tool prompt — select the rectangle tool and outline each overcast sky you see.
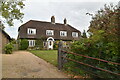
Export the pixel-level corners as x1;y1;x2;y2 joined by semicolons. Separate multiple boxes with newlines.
4;0;119;39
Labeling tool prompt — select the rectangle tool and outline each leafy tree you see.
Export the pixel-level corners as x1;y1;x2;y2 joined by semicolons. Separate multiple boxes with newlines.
87;3;120;62
0;0;25;26
82;30;87;38
88;4;119;38
65;3;120;78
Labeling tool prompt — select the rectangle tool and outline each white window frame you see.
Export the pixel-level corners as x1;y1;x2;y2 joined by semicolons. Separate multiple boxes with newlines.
72;32;78;37
27;28;36;35
60;31;67;37
28;40;35;47
46;30;54;36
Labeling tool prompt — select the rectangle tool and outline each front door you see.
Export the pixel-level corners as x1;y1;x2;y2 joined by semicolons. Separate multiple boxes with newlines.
48;40;53;49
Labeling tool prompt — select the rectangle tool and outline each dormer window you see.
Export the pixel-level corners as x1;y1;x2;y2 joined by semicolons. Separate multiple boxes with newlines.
27;28;36;35
60;31;67;37
46;30;54;36
72;32;78;37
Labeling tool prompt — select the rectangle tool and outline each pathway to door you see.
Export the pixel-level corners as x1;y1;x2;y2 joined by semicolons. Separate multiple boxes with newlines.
2;51;68;78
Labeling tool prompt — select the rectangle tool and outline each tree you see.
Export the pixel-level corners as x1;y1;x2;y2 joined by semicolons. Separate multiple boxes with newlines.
66;3;120;78
88;4;119;37
88;3;120;60
0;0;25;26
82;30;87;38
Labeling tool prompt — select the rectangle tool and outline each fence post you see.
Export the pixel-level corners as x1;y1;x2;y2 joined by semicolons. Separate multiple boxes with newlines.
58;41;63;70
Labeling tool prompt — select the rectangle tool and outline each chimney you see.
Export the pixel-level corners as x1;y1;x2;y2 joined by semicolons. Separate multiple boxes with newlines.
51;16;55;24
64;18;67;26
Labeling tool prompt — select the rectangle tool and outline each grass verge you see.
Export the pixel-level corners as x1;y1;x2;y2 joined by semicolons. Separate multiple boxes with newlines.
29;50;58;66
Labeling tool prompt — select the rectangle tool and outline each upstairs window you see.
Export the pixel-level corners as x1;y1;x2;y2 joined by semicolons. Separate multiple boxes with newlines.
27;28;36;35
60;31;67;37
72;32;78;37
46;30;54;36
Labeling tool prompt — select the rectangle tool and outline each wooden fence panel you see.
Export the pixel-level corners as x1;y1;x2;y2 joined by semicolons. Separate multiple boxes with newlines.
13;44;18;51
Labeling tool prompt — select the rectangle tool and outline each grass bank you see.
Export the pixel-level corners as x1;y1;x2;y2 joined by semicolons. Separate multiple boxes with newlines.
29;50;58;66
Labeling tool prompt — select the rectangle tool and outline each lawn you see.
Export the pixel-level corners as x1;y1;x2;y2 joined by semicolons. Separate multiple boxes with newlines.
29;50;58;66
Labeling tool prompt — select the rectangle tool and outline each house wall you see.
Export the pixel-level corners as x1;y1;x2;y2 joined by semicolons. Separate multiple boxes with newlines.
26;39;72;50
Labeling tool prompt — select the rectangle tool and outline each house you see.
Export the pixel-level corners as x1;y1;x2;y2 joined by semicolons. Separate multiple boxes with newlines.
18;16;81;49
0;27;11;53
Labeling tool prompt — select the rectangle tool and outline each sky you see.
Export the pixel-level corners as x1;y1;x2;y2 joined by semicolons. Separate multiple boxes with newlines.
4;0;119;39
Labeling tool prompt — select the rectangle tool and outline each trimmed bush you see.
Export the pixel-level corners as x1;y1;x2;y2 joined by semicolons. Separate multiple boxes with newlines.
4;43;13;54
19;39;28;50
35;40;43;50
53;42;58;50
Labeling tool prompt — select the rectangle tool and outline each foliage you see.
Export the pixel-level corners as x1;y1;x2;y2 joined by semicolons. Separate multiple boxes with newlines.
64;4;120;78
29;50;58;66
4;43;13;54
82;30;87;38
35;37;46;50
19;39;28;50
0;22;5;29
53;41;58;50
10;38;17;44
0;0;25;26
87;3;120;63
35;40;43;50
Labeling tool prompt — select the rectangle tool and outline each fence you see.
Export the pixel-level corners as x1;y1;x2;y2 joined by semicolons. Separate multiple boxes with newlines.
58;42;120;78
13;44;19;51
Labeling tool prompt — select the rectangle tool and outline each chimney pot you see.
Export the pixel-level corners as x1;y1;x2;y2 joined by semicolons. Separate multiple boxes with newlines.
64;18;67;25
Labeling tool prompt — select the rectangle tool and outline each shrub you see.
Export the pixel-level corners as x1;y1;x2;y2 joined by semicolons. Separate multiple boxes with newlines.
35;40;43;50
19;39;28;50
53;42;58;50
64;30;119;78
4;43;13;54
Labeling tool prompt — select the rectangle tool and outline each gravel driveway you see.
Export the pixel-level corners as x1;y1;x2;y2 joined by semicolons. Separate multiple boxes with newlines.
2;51;68;78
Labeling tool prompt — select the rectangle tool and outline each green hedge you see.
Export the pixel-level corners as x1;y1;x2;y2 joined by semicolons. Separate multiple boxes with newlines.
4;43;13;54
64;30;119;78
19;39;28;50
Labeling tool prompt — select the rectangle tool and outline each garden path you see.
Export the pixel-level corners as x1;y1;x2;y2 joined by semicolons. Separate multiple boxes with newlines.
2;51;68;78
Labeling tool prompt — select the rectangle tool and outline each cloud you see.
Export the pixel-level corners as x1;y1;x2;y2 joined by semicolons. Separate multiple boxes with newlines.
4;1;119;39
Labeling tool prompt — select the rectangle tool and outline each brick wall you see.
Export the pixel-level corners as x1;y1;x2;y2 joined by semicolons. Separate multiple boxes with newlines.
0;31;10;53
0;30;2;54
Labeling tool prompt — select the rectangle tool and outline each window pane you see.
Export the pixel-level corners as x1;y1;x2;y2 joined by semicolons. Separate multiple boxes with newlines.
46;30;54;35
72;32;78;37
28;40;35;47
60;31;67;36
28;28;36;35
